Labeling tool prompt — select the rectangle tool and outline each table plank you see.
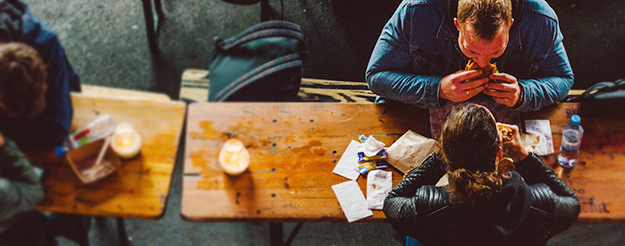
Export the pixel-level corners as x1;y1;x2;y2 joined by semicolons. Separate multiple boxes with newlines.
183;102;625;223
182;103;430;222
28;93;186;219
524;103;625;222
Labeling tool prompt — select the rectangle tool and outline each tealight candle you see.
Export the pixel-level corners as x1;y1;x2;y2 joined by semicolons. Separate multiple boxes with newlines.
110;123;142;159
218;139;250;175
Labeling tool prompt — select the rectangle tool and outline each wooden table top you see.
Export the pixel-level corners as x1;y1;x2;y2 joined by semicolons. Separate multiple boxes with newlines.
28;93;186;219
525;103;625;223
182;102;625;223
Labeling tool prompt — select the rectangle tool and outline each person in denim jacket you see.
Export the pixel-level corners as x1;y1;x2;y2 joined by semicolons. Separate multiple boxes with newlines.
366;0;573;112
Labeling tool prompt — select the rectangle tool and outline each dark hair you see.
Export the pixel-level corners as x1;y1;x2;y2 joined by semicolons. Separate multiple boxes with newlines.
0;42;47;119
440;103;505;205
457;0;512;40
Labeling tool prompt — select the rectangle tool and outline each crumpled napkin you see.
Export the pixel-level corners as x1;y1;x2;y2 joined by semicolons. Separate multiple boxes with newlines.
366;170;392;210
524;120;554;156
363;136;385;157
332;180;373;222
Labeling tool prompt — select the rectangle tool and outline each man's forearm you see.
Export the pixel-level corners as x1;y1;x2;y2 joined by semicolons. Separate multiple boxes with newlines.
367;70;443;108
516;40;574;112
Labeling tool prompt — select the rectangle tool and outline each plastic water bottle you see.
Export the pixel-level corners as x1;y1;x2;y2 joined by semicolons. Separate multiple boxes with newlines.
558;115;583;168
55;115;116;156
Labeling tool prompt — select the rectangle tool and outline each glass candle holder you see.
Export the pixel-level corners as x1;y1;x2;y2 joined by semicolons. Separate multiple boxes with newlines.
110;123;142;159
218;139;250;175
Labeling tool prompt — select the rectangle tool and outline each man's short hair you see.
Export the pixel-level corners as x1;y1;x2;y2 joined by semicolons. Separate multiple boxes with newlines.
0;42;47;119
457;0;512;40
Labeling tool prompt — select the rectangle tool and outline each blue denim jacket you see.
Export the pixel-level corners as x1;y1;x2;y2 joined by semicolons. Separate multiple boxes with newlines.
366;0;573;112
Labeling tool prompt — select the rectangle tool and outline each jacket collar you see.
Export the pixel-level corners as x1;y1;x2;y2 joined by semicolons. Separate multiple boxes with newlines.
439;0;524;49
436;17;522;50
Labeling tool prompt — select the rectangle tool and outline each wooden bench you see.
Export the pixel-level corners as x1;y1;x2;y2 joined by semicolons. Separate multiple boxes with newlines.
180;69;376;103
180;69;584;103
82;84;171;102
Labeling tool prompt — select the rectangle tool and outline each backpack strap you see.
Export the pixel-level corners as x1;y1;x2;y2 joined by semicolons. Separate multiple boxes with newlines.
581;78;625;98
0;0;26;42
444;0;525;37
215;53;302;101
216;21;305;51
218;29;305;51
230;20;302;39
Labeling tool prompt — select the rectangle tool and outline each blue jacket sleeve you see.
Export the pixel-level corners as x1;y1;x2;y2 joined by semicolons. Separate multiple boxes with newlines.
0;6;80;150
516;23;573;112
365;2;443;108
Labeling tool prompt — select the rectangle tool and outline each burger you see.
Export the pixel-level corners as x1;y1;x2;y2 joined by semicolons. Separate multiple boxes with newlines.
465;60;498;80
497;125;515;142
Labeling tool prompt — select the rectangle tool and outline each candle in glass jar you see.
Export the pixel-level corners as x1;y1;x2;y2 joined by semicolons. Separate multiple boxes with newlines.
218;139;250;175
110;123;142;159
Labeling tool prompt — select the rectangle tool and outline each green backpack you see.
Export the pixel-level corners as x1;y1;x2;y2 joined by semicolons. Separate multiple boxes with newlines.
208;21;308;102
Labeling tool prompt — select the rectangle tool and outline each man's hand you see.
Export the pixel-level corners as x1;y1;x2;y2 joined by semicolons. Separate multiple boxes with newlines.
497;123;529;163
484;73;521;107
440;70;489;103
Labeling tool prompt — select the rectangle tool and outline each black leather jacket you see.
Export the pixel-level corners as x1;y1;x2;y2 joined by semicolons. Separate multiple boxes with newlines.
383;153;580;246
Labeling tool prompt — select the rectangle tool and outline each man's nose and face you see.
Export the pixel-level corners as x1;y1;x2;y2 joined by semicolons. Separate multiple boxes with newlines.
455;18;512;68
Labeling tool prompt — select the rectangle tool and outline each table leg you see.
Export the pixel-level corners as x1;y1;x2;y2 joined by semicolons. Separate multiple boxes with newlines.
154;0;164;16
269;222;283;246
116;218;130;246
141;0;160;52
269;222;304;246
283;222;304;246
260;0;271;22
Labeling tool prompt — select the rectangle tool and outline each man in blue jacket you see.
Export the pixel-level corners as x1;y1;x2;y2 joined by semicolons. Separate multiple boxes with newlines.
366;0;573;112
0;0;80;150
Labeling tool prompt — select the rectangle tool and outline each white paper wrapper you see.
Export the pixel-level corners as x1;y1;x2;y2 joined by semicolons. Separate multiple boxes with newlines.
524;120;554;156
366;170;392;210
332;140;363;180
332;181;373;222
363;136;385;157
387;130;439;174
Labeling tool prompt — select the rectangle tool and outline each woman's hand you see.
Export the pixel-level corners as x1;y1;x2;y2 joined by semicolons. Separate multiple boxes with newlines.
497;123;529;163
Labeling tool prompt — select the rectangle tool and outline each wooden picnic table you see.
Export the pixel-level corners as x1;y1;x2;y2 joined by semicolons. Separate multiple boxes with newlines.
182;102;625;223
27;93;186;219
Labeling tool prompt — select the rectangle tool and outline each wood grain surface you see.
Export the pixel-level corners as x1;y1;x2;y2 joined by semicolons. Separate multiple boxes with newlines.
182;103;430;222
28;93;186;219
525;103;625;222
183;102;625;223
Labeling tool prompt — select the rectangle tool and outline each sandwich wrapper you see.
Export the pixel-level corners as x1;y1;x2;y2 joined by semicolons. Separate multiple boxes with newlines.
387;130;439;174
331;180;373;222
524;119;554;156
366;170;392;210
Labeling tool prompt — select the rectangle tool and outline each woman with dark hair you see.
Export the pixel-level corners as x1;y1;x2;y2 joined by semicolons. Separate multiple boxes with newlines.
383;103;580;245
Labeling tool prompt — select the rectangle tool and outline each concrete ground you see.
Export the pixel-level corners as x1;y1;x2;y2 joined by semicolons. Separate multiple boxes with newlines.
22;0;625;245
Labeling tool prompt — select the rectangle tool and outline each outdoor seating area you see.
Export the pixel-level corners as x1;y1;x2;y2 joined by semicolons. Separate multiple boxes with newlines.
1;0;624;245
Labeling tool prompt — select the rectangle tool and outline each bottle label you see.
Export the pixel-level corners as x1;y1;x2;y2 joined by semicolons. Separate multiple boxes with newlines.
562;141;579;152
561;129;581;152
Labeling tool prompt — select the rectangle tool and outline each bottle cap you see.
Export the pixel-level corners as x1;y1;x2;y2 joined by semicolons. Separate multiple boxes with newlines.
570;115;581;126
54;146;66;156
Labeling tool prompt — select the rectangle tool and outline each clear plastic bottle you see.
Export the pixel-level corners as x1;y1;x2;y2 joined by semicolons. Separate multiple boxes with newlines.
558;115;583;168
55;115;116;156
